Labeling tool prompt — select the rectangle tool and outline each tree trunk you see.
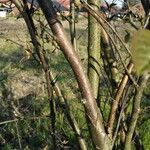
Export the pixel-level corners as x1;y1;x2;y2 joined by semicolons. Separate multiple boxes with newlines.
87;0;101;99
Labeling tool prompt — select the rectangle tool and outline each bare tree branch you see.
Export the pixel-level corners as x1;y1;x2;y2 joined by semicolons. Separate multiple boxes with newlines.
107;63;134;137
124;74;150;150
37;0;111;149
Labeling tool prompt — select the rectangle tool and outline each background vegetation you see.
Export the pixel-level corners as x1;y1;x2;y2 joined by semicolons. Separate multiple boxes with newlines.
0;0;150;149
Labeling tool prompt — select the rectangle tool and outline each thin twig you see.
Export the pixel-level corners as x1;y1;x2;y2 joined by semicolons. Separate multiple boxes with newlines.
0;115;50;125
112;84;131;147
15;121;22;149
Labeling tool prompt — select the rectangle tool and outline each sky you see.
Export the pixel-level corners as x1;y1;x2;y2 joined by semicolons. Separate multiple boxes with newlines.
105;0;124;8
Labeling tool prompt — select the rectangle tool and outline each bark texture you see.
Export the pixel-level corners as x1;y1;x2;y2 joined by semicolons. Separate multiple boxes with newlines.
37;0;111;149
87;0;101;99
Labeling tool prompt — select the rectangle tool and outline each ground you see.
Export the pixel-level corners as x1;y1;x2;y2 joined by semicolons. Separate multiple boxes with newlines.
0;14;137;116
0;15;89;98
0;14;90;149
1;14;149;150
0;17;46;100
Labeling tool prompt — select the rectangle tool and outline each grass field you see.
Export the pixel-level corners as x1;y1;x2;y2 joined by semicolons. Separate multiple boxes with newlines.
0;15;150;149
0;16;89;149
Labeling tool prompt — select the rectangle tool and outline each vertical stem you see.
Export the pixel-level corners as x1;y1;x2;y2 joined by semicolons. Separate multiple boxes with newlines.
70;0;77;51
101;28;119;93
87;0;101;99
15;121;22;149
124;74;149;150
107;63;133;137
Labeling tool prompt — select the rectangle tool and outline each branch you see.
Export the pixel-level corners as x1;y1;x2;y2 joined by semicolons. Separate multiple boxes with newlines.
107;63;134;137
112;84;132;148
0;115;50;125
37;0;111;149
12;1;87;149
124;74;150;150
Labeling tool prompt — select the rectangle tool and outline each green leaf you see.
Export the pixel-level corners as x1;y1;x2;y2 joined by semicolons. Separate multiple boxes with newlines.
131;29;150;75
